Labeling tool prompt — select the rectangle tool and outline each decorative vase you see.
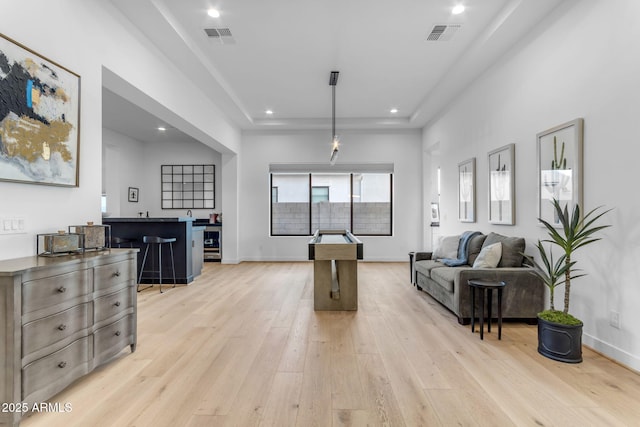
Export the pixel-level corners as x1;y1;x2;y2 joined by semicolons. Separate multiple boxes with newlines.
537;315;583;363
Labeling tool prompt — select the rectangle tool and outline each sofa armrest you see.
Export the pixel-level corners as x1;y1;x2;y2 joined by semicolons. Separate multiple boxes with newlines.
415;251;432;262
454;268;545;320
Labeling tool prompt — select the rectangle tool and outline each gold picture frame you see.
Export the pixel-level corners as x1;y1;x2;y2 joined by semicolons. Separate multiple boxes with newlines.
0;33;81;186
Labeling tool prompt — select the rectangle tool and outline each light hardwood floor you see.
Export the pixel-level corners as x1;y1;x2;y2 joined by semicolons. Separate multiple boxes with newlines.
22;262;640;427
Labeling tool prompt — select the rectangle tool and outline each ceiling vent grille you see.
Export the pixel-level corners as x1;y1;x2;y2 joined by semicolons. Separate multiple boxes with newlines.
204;28;236;44
426;24;461;41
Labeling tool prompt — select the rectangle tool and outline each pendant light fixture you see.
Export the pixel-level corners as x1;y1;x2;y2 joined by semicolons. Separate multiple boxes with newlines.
329;70;340;165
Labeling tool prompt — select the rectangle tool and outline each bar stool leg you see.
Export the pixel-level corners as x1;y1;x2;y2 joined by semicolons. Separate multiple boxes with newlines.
137;244;152;292
169;242;176;288
159;243;163;293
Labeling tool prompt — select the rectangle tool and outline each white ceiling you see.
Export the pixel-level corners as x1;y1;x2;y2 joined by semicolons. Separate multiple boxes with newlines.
104;0;563;144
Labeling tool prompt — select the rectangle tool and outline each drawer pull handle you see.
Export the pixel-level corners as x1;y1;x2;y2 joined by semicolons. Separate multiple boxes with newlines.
114;271;121;277
58;324;67;331
114;301;121;307
58;361;67;368
115;330;121;336
57;286;66;293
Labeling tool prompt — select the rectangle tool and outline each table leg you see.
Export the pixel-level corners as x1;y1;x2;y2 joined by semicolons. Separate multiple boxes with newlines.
408;252;415;286
498;288;503;340
479;288;485;340
487;288;493;334
471;286;476;334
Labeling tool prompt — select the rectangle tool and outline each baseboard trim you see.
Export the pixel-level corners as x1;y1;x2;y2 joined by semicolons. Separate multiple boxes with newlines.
235;257;408;263
583;333;640;373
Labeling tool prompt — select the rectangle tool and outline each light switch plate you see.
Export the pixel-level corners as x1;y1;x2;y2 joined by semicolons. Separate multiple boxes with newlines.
0;217;27;235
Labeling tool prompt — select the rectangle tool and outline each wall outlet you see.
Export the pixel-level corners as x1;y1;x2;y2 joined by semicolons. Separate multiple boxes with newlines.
610;311;620;329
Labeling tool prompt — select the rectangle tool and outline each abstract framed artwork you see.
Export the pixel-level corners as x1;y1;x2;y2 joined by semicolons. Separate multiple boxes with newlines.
128;187;139;203
0;33;81;187
537;118;583;227
458;158;476;223
488;143;515;225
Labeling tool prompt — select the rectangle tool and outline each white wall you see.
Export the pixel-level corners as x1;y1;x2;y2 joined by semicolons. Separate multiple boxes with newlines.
102;128;221;219
102;128;145;217
240;129;422;262
0;0;239;260
422;0;640;370
139;140;221;219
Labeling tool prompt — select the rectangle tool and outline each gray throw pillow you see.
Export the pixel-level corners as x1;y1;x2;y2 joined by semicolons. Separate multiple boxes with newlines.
467;234;487;266
481;232;525;267
472;242;502;268
432;235;460;260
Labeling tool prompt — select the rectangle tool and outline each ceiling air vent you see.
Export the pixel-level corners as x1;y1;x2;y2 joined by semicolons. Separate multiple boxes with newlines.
426;24;461;41
204;28;236;44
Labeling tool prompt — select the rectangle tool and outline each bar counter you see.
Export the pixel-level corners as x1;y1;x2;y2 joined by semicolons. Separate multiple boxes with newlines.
103;217;203;284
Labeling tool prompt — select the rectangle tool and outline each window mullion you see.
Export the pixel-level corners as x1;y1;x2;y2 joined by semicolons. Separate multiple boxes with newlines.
350;173;354;232
308;173;312;235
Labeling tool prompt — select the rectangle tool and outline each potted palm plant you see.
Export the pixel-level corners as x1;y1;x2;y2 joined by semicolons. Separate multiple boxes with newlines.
527;199;611;363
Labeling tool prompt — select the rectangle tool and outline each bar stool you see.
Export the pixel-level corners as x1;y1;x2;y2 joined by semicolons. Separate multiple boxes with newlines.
137;236;177;293
111;236;135;248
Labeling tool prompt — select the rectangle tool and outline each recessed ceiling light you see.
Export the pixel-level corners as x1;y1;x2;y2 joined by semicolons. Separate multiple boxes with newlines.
452;4;465;15
207;8;220;18
390;108;398;114
157;126;166;131
265;109;274;115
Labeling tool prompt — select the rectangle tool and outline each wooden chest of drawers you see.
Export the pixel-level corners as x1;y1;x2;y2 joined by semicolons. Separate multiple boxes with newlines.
0;249;138;427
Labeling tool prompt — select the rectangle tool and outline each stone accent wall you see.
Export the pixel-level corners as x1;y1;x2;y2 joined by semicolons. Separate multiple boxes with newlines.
353;202;391;234
272;202;391;235
311;202;350;231
271;203;309;235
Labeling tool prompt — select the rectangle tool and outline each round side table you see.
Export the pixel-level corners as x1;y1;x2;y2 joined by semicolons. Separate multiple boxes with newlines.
468;279;507;340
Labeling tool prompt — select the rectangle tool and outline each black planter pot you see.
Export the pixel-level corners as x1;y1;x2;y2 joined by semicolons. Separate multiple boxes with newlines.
537;315;583;363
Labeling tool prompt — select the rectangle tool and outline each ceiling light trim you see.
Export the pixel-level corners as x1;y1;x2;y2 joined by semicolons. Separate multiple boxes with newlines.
452;4;465;15
148;0;252;124
411;0;549;127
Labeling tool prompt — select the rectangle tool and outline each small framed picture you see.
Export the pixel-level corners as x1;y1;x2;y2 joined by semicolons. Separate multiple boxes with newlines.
430;202;440;226
128;187;139;203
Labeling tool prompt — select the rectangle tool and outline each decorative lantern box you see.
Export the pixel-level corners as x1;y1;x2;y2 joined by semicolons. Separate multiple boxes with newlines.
37;232;84;257
69;223;111;251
